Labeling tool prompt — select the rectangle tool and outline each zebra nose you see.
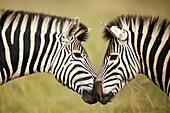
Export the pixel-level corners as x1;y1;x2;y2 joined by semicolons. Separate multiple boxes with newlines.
93;81;102;101
93;81;114;104
82;89;97;104
100;91;114;104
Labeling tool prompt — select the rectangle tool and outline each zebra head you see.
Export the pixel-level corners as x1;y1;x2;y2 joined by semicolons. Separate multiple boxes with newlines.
94;19;140;104
50;17;97;104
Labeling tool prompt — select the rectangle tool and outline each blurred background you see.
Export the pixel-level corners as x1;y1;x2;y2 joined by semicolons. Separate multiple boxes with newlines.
0;0;169;113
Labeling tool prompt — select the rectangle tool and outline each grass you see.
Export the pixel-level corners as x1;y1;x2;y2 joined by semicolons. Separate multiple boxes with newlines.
0;0;170;113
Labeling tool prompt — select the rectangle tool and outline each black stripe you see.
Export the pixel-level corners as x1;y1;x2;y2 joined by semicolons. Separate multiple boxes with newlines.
129;21;140;70
73;76;92;90
103;77;122;84
64;54;71;65
156;37;170;90
165;58;170;93
51;42;58;65
105;57;120;76
104;83;119;89
149;19;166;87
6;12;18;75
0;11;13;26
4;11;19;79
126;47;136;72
29;15;43;74
125;48;136;78
63;63;72;85
0;70;5;84
118;67;126;83
37;18;53;72
44;32;57;72
143;18;157;84
0;11;13;82
70;71;88;88
66;64;85;87
121;47;130;78
53;49;66;75
76;84;92;94
58;67;64;83
20;13;32;76
137;17;144;72
143;18;158;85
104;72;122;82
127;45;140;71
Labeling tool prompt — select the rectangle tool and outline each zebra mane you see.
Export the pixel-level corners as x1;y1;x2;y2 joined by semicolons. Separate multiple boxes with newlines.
0;9;88;42
103;15;170;40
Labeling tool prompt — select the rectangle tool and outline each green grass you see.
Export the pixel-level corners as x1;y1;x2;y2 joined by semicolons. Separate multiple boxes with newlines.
0;0;170;113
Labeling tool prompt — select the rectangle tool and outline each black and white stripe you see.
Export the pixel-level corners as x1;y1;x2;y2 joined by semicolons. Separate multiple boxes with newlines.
94;15;170;104
0;9;97;104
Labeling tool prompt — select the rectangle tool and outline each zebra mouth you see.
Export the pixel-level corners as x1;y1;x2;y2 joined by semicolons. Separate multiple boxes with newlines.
93;81;115;104
82;89;98;104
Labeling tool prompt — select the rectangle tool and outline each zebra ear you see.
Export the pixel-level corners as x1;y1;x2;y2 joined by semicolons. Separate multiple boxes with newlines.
101;22;127;40
65;17;80;39
101;22;118;38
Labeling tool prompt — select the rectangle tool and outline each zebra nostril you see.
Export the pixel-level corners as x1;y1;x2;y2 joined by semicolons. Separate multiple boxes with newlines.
82;89;97;104
100;91;114;104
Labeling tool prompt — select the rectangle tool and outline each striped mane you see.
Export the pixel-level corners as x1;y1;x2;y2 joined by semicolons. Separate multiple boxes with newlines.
0;9;88;42
103;15;170;40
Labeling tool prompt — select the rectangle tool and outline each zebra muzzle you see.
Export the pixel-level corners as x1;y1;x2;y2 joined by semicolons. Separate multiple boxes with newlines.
93;80;114;104
82;89;98;104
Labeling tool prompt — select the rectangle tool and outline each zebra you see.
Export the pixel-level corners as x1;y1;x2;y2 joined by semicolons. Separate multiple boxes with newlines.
0;9;97;104
93;15;170;104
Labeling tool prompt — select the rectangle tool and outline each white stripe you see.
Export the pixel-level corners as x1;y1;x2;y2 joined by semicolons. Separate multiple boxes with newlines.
131;18;141;67
56;51;69;83
153;24;169;87
57;21;61;34
0;9;5;19
45;37;57;74
25;15;39;74
162;51;170;93
33;17;50;72
1;12;15;77
62;20;70;32
120;17;130;30
42;19;57;72
3;68;7;83
12;14;28;79
44;19;59;72
53;47;65;76
168;79;170;101
11;13;21;45
0;72;2;84
146;19;161;86
140;19;150;76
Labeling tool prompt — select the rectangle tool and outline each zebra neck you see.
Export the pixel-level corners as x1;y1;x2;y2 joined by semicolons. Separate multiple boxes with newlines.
134;18;169;95
0;13;63;84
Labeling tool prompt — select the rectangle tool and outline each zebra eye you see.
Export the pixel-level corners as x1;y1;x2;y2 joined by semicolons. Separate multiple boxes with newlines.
73;52;82;58
110;55;118;60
